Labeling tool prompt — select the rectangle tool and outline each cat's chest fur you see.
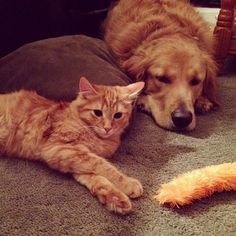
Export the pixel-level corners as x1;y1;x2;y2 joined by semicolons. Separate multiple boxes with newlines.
51;121;120;158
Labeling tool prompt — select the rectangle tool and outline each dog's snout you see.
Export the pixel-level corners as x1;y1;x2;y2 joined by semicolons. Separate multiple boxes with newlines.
171;108;193;129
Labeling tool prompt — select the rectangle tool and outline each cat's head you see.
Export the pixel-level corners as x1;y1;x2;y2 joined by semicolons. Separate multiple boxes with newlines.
72;77;144;139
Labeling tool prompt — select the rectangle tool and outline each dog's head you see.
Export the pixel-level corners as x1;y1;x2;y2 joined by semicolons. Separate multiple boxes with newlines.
123;37;218;131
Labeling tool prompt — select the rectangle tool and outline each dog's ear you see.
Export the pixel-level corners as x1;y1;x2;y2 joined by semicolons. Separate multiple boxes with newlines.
122;53;149;81
203;57;219;108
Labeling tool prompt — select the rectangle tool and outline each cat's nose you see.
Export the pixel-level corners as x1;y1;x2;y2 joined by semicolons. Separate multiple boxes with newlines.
104;127;112;133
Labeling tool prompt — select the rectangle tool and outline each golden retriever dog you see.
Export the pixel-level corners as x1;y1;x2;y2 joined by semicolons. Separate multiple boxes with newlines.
103;0;218;131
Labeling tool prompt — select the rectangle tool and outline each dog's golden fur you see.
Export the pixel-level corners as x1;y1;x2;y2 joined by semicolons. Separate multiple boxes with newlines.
103;0;218;130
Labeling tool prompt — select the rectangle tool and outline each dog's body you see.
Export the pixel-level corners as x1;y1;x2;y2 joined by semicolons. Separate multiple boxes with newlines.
103;0;218;131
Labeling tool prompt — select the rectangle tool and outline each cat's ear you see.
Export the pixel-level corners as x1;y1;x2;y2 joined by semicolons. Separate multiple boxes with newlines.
123;81;145;100
79;76;97;95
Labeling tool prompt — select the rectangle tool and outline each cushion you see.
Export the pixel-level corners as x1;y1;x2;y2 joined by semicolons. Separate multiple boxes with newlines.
0;35;131;101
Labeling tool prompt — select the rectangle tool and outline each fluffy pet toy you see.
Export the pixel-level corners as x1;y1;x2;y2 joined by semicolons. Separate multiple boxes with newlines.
155;162;236;207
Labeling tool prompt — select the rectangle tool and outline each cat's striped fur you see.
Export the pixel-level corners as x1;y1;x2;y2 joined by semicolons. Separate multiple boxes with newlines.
0;77;144;214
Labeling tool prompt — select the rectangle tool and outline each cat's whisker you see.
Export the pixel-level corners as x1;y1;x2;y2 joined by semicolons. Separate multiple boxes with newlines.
76;125;98;132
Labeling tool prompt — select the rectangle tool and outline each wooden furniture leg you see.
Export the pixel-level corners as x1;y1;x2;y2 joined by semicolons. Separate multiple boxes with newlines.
213;0;235;70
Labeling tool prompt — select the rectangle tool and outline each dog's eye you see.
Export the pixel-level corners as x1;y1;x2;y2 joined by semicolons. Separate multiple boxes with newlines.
93;109;103;117
156;76;171;84
190;77;201;86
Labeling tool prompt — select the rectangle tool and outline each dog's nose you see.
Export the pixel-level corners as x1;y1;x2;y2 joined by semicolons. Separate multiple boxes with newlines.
171;108;193;129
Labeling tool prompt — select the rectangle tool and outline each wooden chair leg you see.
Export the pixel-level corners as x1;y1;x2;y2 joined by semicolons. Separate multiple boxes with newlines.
213;0;235;71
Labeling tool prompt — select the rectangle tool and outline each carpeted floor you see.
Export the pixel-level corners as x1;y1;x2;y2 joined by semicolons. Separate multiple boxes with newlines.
1;67;236;235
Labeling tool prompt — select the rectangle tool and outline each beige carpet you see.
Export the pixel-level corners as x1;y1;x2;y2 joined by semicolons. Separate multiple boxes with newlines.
0;67;236;235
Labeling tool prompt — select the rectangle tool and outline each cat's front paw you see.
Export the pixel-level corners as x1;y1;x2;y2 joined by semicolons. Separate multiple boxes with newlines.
119;177;143;199
92;182;132;214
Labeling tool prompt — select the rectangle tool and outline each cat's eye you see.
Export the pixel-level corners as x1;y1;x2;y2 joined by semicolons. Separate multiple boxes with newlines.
93;109;103;117
190;77;201;86
156;75;171;84
114;112;122;119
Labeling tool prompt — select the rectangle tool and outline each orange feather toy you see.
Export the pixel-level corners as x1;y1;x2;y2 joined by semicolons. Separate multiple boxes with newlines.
155;162;236;207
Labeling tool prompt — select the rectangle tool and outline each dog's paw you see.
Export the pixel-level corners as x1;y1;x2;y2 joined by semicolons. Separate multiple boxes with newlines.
137;103;148;112
195;96;214;114
137;96;151;114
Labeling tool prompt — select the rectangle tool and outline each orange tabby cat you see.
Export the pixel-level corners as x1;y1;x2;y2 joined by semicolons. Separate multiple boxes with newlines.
0;77;144;214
